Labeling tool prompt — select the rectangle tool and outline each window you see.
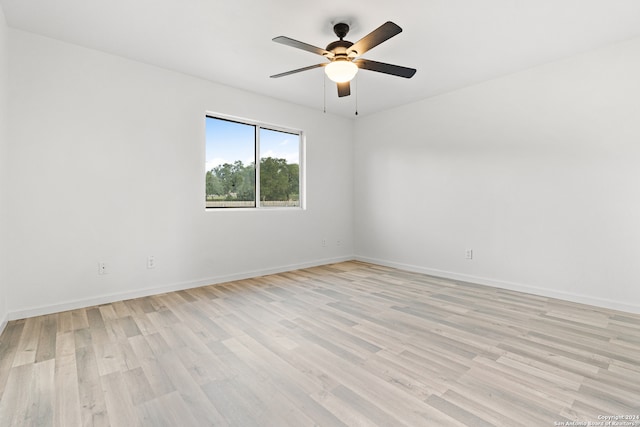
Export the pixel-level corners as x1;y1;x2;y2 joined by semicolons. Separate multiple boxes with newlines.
205;115;303;209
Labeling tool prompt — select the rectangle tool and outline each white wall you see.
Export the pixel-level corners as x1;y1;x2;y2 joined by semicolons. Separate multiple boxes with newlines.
4;26;640;321
0;7;8;331
354;37;640;313
5;30;354;318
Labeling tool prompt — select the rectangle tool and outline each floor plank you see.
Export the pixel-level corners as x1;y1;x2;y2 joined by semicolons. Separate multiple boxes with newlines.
0;261;639;426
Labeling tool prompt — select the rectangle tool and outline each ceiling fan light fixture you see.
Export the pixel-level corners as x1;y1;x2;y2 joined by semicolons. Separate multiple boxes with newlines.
324;59;358;83
271;21;416;99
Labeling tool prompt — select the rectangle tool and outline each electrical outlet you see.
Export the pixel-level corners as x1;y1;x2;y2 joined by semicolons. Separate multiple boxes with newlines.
98;262;109;275
322;239;327;247
465;249;473;260
147;255;156;269
336;240;342;247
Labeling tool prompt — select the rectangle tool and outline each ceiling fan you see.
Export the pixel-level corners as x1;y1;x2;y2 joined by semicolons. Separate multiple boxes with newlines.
270;21;416;98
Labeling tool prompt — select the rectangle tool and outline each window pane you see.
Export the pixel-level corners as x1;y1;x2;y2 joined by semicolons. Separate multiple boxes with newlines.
259;128;300;207
205;117;256;208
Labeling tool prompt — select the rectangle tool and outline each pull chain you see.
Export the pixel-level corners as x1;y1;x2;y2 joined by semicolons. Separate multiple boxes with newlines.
323;73;326;113
355;74;359;116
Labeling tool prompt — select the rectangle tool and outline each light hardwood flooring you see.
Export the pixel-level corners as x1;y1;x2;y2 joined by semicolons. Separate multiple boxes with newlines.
1;261;639;426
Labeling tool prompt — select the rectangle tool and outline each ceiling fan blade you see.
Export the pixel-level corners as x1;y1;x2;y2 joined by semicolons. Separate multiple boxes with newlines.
337;81;351;97
354;59;416;78
273;36;331;57
270;63;326;78
348;21;402;57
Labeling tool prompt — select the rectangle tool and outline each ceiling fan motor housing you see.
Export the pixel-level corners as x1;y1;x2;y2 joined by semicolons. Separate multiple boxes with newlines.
326;40;354;58
327;23;357;58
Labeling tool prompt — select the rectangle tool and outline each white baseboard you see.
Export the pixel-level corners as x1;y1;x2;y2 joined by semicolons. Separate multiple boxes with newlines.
8;254;639;321
355;255;640;315
0;313;7;337
7;255;354;321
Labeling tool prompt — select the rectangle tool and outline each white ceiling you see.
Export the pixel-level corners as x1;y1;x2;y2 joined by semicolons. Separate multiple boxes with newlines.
2;0;640;117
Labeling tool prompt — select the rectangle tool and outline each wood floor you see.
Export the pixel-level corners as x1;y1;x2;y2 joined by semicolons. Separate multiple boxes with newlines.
0;261;639;426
